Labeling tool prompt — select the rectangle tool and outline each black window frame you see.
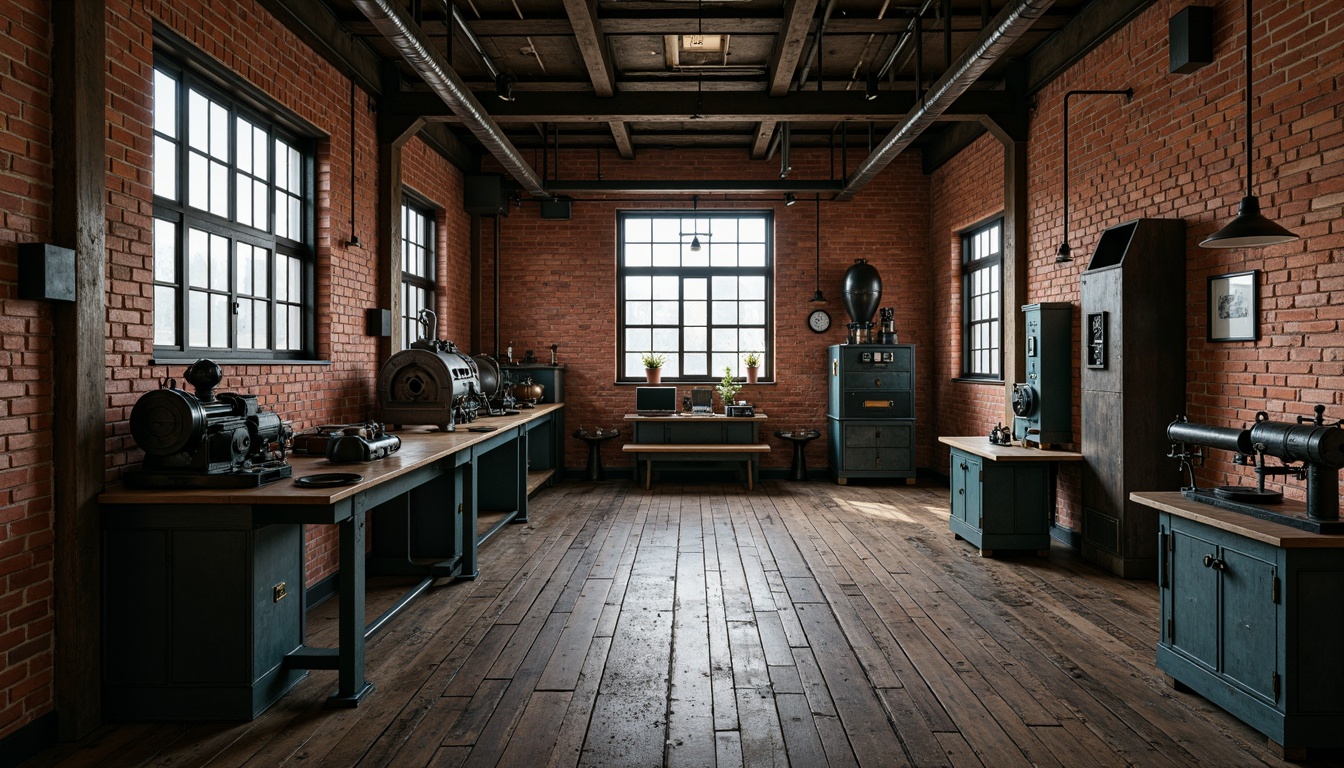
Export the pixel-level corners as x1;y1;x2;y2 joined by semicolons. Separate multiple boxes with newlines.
400;192;438;349
960;216;1004;380
150;35;318;363
616;209;774;383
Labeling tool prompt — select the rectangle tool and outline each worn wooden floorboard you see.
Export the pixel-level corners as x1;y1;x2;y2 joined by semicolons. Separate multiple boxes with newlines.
30;480;1343;768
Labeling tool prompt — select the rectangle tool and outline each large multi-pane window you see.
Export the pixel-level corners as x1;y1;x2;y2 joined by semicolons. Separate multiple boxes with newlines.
617;211;772;381
151;54;312;359
961;218;1003;379
401;199;436;348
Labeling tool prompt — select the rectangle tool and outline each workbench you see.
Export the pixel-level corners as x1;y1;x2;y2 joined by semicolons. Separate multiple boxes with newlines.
623;412;769;489
99;403;562;721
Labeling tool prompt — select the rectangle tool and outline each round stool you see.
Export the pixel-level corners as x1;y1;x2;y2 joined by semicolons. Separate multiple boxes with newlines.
574;429;620;481
775;430;821;481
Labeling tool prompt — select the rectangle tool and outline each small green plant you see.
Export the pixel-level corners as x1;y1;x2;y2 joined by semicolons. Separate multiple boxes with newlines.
716;366;742;405
743;351;762;367
640;353;667;369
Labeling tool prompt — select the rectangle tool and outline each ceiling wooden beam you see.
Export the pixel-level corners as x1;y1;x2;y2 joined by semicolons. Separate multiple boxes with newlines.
546;179;843;194
384;89;1010;123
562;0;617;97
750;120;777;160
768;0;821;97
609;121;635;158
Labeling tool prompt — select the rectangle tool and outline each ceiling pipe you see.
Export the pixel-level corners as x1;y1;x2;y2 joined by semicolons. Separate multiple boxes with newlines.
796;0;839;90
449;2;500;80
838;0;1055;200
874;0;937;81
352;0;549;197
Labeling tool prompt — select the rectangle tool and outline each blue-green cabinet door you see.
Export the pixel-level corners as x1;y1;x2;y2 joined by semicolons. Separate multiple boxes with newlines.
1219;546;1279;702
1170;528;1218;671
949;453;968;525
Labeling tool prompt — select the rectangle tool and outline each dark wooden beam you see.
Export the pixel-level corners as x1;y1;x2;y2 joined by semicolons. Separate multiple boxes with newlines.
257;0;383;96
377;138;405;364
385;89;1011;122
921;121;987;174
562;0;616;97
545;179;843;193
1026;0;1155;93
609;121;635;159
51;0;106;740
750;120;777;160
768;0;821;97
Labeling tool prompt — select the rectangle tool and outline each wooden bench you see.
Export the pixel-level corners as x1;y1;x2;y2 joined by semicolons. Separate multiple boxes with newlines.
623;443;771;490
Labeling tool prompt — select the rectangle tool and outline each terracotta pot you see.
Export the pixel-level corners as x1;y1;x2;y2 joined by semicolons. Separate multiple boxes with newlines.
746;366;759;384
645;368;661;385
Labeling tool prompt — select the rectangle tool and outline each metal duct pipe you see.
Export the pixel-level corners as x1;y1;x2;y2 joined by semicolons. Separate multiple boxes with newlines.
874;0;937;81
838;0;1055;200
796;0;838;90
353;0;548;197
450;2;500;80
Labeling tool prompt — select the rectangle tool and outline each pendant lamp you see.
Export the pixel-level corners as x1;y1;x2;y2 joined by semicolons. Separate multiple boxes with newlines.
1200;0;1298;248
810;197;826;302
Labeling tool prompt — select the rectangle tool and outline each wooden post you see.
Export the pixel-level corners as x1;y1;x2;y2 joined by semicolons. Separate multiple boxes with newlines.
51;0;107;739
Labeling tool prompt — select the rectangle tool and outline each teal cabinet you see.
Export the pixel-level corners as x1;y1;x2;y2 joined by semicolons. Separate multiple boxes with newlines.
827;344;916;483
940;437;1084;557
1142;492;1344;756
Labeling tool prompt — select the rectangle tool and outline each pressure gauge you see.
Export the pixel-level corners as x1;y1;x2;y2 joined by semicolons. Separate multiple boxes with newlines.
808;309;831;334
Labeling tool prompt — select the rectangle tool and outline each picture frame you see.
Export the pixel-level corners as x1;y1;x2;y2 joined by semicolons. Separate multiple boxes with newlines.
1085;312;1108;369
1207;270;1260;342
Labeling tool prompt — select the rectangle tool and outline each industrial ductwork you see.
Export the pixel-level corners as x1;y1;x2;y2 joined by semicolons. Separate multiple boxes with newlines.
352;0;548;198
838;0;1056;200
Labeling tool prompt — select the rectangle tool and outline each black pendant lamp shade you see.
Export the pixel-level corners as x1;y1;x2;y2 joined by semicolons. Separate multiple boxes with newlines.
1200;0;1298;248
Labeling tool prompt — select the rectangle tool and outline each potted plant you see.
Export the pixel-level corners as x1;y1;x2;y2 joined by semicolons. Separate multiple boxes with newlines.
716;366;741;410
641;353;667;384
743;352;762;384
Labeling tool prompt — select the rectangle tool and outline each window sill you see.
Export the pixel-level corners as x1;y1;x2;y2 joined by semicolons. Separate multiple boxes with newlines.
615;380;777;386
151;356;332;367
951;376;1004;385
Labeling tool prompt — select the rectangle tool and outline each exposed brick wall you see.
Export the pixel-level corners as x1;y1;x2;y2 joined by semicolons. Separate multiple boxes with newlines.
927;134;1006;475
403;137;471;346
0;0;53;742
480;149;933;471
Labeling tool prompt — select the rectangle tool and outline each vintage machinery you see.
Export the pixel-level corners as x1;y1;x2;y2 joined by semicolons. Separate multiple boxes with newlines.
126;359;293;488
827;343;916;484
378;309;485;431
1166;406;1344;533
725;404;755;418
326;423;402;463
508;377;544;408
878;307;897;344
841;258;882;345
1010;302;1072;446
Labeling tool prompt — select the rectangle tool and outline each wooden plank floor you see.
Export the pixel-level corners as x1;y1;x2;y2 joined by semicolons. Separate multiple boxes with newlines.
31;480;1344;767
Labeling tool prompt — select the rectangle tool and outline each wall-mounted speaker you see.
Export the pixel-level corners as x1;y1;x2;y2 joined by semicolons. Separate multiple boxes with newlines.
366;308;393;337
18;243;76;302
540;198;572;220
1170;6;1214;74
464;175;508;215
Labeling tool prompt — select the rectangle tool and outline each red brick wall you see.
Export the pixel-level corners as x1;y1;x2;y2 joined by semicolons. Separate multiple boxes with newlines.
480;149;933;471
0;0;53;742
928;134;1006;474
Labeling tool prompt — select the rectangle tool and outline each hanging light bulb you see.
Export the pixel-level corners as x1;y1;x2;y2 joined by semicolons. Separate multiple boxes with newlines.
690;236;702;252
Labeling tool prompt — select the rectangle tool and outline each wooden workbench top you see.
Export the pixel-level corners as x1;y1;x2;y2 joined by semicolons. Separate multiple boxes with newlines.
100;403;563;507
939;435;1084;462
624;412;768;421
1131;490;1344;548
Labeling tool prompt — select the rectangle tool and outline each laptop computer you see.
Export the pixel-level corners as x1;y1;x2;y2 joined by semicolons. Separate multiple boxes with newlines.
635;386;678;416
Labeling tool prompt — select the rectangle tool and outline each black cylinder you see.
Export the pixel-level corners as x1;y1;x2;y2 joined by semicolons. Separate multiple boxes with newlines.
1248;420;1344;468
1166;418;1253;454
842;259;882;326
1305;463;1340;521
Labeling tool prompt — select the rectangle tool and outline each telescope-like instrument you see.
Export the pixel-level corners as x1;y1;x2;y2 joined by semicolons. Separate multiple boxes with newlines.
1166;405;1344;533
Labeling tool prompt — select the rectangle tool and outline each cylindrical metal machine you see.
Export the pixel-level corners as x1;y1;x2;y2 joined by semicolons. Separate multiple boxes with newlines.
842;259;882;344
377;343;482;431
1167;417;1254;455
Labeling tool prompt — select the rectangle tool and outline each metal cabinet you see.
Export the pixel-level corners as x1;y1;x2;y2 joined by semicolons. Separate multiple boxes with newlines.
827;344;916;483
1155;504;1344;754
948;447;1050;554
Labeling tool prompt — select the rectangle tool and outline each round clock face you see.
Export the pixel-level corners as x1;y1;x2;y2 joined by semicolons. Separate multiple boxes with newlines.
808;309;831;333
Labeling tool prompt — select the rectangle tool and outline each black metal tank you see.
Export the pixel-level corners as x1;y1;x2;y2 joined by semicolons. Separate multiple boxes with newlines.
842;258;882;326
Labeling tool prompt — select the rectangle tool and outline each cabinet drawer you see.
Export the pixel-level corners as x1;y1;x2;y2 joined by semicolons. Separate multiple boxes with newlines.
840;392;912;419
840;345;912;371
844;447;912;472
844;423;911;448
842;371;911;392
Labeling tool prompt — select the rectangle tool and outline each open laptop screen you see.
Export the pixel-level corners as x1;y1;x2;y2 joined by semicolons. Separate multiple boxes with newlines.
635;386;678;415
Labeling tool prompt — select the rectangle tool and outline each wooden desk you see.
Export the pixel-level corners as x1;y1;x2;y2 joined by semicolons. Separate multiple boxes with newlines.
623;413;769;489
99;403;562;720
939;436;1084;556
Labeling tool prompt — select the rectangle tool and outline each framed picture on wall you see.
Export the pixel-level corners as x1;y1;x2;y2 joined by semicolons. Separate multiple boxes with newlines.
1207;270;1260;342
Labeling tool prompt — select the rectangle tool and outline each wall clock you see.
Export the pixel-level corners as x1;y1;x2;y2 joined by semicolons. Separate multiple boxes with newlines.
807;309;831;334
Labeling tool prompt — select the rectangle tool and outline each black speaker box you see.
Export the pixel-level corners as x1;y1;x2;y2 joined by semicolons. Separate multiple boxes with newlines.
1170;6;1214;74
540;198;572;220
366;308;393;337
464;175;508;215
18;243;76;302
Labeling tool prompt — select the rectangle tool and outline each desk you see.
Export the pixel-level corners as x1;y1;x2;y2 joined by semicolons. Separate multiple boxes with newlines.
939;436;1084;556
99;404;562;720
623;413;768;488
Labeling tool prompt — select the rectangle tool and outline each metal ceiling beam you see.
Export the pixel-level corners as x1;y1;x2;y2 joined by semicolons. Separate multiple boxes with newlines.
352;0;548;197
768;0;822;97
838;0;1055;200
383;89;1011;122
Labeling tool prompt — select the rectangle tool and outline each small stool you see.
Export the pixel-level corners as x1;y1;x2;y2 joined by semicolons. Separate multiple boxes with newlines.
575;429;620;481
775;430;821;481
